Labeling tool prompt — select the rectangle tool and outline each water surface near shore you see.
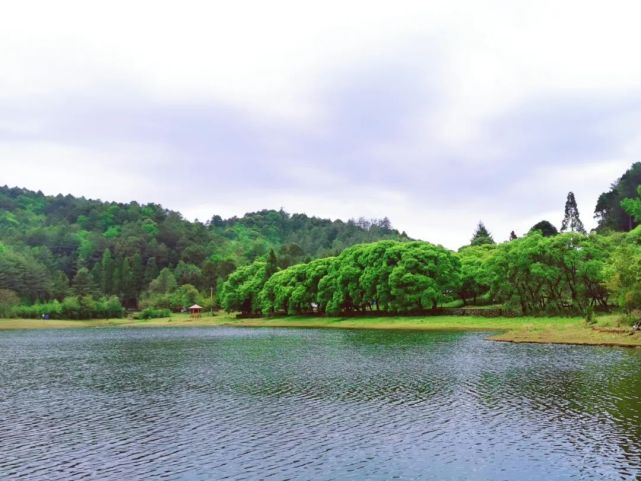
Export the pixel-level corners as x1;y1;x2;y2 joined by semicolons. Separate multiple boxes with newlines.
1;327;640;480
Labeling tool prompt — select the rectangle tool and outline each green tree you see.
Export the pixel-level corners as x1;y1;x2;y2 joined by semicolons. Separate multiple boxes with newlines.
131;253;145;297
265;248;279;279
72;267;95;296
560;192;586;234
470;222;495;246
220;261;267;314
144;257;159;285
0;289;19;317
488;232;608;314
172;284;201;309
149;268;177;294
101;248;115;294
119;257;134;304
530;220;558;237
456;245;496;305
595;162;641;231
605;227;641;317
174;261;203;288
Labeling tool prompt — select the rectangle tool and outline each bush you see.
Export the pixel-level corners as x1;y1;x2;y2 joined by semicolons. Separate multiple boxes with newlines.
13;295;124;320
134;308;172;320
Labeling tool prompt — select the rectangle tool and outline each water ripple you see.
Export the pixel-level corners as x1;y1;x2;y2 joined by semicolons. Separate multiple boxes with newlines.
0;327;640;480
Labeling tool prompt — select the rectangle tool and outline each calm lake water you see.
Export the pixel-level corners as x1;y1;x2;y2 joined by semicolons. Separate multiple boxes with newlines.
1;327;640;481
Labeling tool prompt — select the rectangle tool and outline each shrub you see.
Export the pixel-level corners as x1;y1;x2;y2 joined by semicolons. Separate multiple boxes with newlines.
134;308;172;320
13;296;124;320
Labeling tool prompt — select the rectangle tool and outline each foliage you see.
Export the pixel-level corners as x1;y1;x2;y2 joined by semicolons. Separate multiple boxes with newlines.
133;307;172;320
12;295;124;319
470;222;495;246
149;268;178;294
140;284;210;312
260;257;336;315
0;289;20;317
529;220;559;237
0;186;407;312
620;185;641;223
225;240;460;316
604;227;641;315
560;191;586;234
488;232;610;314
456;245;496;305
220;261;268;314
595;162;641;231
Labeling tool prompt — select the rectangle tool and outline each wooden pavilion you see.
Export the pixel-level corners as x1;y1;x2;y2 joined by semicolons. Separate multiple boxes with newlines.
189;304;203;318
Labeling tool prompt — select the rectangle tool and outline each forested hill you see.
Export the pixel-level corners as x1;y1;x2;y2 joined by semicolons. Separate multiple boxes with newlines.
0;185;409;305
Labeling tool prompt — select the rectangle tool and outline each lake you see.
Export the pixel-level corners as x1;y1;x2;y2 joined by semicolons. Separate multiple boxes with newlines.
1;327;640;480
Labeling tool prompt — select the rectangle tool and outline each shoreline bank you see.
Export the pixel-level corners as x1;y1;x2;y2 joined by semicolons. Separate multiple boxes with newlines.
1;314;640;348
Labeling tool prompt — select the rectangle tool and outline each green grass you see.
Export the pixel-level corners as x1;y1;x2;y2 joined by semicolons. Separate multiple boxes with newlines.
1;312;640;348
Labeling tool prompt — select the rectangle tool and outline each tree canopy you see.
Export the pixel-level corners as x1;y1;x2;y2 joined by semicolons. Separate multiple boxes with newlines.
0;185;408;313
529;220;559;237
595;162;641;231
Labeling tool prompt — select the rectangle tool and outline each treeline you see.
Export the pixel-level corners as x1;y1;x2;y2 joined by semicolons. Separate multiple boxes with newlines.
4;161;641;320
220;228;641;317
0;185;407;315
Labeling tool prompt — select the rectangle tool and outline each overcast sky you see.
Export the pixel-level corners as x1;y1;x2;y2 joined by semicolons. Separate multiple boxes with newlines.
2;1;641;248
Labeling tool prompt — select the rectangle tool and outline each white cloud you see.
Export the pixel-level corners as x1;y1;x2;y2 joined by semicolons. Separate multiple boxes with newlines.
2;0;641;248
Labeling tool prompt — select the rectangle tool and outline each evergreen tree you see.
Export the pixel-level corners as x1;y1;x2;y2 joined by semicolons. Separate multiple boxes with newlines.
149;268;177;294
470;222;495;246
101;249;114;294
72;267;95;296
265;248;279;279
529;220;559;237
119;257;133;302
560;192;586;233
51;271;70;300
112;258;122;298
144;257;159;285
131;253;145;296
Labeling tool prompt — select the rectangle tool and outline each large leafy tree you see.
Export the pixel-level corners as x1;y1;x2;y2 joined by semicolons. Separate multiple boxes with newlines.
488;232;608;314
603;226;641;317
386;242;460;311
220;261;267;314
456;245;496;305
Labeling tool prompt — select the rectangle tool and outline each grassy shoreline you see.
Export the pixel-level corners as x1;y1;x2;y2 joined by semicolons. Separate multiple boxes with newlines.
1;313;640;348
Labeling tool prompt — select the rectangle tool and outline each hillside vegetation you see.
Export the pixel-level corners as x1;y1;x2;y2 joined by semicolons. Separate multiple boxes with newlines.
0;186;408;315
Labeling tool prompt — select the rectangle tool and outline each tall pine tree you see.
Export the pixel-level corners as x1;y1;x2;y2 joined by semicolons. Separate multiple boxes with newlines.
560;192;586;234
470;222;495;246
265;248;279;280
73;267;95;296
101;249;114;294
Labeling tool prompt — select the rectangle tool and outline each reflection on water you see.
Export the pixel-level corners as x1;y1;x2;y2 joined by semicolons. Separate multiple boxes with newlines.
0;327;640;480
